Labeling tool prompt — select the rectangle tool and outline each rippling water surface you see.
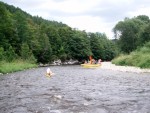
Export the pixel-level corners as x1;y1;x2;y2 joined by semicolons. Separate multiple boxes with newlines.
0;65;150;113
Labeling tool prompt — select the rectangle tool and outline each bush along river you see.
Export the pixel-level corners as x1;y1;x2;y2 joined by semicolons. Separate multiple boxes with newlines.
0;65;150;113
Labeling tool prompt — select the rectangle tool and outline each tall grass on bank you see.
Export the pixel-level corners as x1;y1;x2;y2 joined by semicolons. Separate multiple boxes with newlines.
0;60;37;74
112;42;150;69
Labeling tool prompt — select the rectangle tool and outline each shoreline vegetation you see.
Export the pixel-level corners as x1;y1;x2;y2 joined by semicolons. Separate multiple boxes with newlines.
112;42;150;69
0;59;78;74
0;1;118;74
0;2;150;75
1;59;150;75
0;60;37;74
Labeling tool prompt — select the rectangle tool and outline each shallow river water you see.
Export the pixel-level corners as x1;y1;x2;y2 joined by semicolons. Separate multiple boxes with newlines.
0;65;150;113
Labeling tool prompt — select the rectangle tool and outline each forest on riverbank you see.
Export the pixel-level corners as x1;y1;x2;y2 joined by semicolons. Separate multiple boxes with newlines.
0;1;117;73
0;1;150;73
112;15;150;68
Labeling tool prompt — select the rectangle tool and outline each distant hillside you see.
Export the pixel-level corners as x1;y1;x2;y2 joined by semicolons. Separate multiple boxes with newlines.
0;1;117;63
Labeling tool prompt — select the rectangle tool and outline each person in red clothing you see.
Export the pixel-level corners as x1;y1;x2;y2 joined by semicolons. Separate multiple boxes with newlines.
89;56;92;64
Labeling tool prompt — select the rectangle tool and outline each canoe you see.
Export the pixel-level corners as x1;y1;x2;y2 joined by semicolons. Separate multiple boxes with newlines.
81;64;101;68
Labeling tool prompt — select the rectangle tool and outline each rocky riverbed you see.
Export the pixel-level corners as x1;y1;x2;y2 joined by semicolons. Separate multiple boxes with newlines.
101;62;150;73
0;63;150;113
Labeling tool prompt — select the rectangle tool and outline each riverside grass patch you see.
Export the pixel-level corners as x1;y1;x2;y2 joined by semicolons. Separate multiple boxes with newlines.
0;60;37;74
112;42;150;69
112;53;150;69
137;54;150;68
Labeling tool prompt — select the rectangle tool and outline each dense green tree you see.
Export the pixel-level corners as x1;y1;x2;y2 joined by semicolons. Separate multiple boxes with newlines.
0;47;4;61
139;23;150;46
89;33;103;60
113;16;147;53
68;31;92;61
136;15;150;24
88;32;117;61
102;41;118;61
57;27;69;61
36;32;52;63
0;1;119;63
45;26;61;59
13;10;30;50
4;46;17;62
20;43;36;63
0;2;14;50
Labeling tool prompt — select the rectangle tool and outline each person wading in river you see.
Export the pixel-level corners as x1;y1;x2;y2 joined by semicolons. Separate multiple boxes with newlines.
46;68;53;77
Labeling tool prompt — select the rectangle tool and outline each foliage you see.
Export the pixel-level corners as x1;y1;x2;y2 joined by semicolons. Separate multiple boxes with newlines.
112;15;150;68
112;41;150;68
20;43;37;63
89;33;118;61
68;31;92;61
0;60;37;74
113;15;149;53
139;23;150;46
0;1;117;64
0;47;4;61
4;45;17;62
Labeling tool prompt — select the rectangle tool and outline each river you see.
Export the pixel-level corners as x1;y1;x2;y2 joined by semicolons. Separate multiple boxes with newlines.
0;65;150;113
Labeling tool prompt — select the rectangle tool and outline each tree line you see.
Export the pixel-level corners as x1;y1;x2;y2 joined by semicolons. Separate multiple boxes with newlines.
0;1;117;64
113;15;150;54
112;15;150;68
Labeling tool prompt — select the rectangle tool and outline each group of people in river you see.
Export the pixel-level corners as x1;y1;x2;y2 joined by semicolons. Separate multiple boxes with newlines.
84;58;102;64
46;56;101;77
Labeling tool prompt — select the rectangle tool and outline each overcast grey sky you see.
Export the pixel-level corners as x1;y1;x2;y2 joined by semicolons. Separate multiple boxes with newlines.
1;0;150;39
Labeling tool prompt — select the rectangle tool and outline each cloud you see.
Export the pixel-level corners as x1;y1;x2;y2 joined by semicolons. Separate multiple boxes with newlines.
1;0;150;39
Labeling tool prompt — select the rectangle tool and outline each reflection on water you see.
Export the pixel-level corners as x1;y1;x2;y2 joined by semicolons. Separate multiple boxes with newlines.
0;65;150;113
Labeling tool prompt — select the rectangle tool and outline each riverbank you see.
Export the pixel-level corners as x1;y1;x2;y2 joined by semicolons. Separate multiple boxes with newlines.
101;62;150;73
0;60;37;74
1;60;150;75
